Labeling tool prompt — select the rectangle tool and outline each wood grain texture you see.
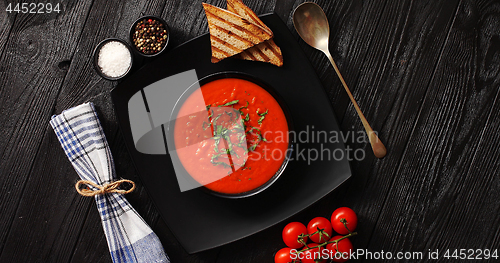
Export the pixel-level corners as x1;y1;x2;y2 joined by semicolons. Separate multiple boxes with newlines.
368;0;500;258
0;1;15;64
0;124;93;262
273;0;296;22
0;0;95;257
303;0;461;249
209;1;465;262
322;0;464;252
0;0;166;262
0;0;500;262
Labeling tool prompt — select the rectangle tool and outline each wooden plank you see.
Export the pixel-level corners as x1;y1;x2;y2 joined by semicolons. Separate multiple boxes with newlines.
322;0;462;251
0;0;95;257
0;0;167;261
0;2;15;63
2;0;498;262
368;0;500;256
213;0;463;261
0;124;94;262
274;0;296;22
460;91;500;251
217;1;466;262
69;206;111;263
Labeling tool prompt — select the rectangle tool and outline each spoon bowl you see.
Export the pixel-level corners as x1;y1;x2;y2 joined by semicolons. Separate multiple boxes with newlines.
293;2;387;158
293;2;330;51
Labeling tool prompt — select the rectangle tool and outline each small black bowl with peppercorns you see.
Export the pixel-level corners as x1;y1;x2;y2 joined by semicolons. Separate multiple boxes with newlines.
129;15;170;57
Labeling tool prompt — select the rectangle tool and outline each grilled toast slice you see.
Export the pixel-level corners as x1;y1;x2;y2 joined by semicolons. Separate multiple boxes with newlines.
236;39;283;67
227;0;283;66
226;0;271;32
202;3;273;63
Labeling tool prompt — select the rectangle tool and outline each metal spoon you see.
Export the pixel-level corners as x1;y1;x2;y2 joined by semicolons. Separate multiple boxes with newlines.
293;2;387;159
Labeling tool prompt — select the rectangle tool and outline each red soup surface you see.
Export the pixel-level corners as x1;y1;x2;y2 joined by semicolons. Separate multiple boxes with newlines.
173;77;289;194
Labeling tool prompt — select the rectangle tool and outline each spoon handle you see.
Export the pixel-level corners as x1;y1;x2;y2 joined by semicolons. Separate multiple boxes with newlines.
323;50;387;159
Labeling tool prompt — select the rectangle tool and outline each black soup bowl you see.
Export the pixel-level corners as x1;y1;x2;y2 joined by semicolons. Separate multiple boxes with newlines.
167;72;294;199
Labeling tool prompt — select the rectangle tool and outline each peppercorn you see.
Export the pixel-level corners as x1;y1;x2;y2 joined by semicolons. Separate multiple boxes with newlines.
132;18;168;55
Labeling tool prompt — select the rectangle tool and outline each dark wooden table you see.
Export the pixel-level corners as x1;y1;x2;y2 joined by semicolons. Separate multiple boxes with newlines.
1;0;500;262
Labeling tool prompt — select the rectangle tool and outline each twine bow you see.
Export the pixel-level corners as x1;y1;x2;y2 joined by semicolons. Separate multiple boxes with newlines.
75;179;136;197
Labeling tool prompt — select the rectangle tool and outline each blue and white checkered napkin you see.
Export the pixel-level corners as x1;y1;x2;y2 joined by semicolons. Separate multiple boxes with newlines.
50;102;169;263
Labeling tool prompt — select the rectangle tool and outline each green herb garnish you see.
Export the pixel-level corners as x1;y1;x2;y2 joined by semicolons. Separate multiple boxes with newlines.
219;100;239;107
258;116;265;124
202;121;210;131
213;113;223;124
240;101;249;109
247;127;261;134
213;125;223;152
248;143;258;152
257;109;268;124
211;159;230;168
238;101;249;116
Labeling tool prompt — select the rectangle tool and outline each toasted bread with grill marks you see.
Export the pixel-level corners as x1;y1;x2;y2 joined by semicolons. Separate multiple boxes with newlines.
227;0;283;67
202;3;273;63
227;0;270;32
236;39;283;67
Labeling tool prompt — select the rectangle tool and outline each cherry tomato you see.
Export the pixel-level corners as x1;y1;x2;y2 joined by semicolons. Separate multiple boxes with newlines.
325;235;354;262
282;222;308;248
274;247;295;263
301;244;327;263
331;207;358;235
307;217;333;243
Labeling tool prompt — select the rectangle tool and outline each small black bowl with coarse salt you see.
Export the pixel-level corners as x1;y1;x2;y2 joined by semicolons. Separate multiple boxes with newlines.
129;15;170;57
93;38;134;81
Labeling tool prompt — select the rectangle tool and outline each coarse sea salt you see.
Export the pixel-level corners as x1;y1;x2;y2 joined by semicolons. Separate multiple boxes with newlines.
97;41;132;78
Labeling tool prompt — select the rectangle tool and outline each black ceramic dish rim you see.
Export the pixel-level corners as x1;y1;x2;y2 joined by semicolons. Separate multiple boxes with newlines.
129;15;170;58
167;71;295;199
92;38;134;81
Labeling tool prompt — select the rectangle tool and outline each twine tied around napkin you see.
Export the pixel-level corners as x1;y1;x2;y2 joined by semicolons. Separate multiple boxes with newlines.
75;179;136;197
50;102;169;263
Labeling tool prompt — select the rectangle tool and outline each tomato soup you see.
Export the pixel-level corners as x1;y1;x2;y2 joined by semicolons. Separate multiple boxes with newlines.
173;77;289;194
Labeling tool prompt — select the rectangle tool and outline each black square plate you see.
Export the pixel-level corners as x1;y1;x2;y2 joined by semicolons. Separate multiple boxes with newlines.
111;13;351;253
